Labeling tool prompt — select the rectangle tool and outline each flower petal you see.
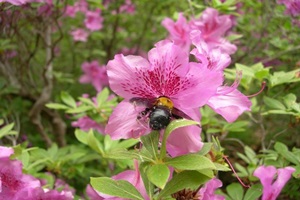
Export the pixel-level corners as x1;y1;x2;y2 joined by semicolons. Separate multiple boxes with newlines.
271;166;295;200
253;165;277;200
166;125;203;157
172;62;223;109
107;54;155;99
105;100;151;140
207;86;252;122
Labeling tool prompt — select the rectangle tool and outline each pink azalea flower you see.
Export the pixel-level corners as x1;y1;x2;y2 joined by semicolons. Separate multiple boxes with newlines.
86;184;104;200
105;40;223;141
93;160;150;200
190;8;237;54
197;177;225;200
191;31;252;122
84;9;104;31
70;28;90;42
162;13;191;52
65;5;77;17
0;146;73;200
120;0;135;14
72;116;105;134
278;0;300;16
74;0;88;13
79;60;109;91
253;165;295;200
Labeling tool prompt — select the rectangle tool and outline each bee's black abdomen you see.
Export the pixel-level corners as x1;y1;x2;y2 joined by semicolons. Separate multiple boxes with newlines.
149;106;171;130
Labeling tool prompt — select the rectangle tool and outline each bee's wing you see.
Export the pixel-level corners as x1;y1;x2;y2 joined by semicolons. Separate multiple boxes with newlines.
171;107;193;120
129;97;156;108
172;108;201;128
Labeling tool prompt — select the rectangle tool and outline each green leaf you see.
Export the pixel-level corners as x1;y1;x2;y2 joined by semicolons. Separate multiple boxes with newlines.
0;122;16;139
104;149;138;160
214;163;231;171
243;184;262;200
165;154;216;170
75;129;88;145
66;106;92;114
45;103;70;110
60;91;77;108
97;87;109;107
87;130;104;155
141;131;159;160
198;143;212;155
139;162;154;199
90;177;144;200
146;164;170;189
160;119;199;159
274;142;288;152
226;183;244;200
158;171;211;198
263;96;286;110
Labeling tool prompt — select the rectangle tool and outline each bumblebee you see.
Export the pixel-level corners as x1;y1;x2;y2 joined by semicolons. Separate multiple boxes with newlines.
130;96;191;130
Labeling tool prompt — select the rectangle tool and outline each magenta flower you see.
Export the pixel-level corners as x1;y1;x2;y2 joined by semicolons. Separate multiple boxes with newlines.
65;5;77;18
86;184;104;200
278;0;300;16
70;28;90;42
190;8;237;54
162;13;191;52
197;177;225;200
79;60;109;92
105;40;223;141
0;146;73;199
84;9;104;31
253;165;295;200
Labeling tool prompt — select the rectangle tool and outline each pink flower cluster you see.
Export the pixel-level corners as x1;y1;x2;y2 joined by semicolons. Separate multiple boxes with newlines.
65;0;104;42
162;8;237;54
79;60;109;92
0;146;74;200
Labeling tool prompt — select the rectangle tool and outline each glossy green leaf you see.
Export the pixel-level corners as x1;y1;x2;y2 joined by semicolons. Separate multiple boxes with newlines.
75;129;88;145
226;183;244;200
87;130;104;155
263;96;286;110
0;122;16;139
141;131;159;160
165;154;216;170
61;91;77;108
139;162;154;199
90;177;144;200
146;164;170;189
45;103;70;110
96;87;109;107
244;184;262;200
158;171;210;198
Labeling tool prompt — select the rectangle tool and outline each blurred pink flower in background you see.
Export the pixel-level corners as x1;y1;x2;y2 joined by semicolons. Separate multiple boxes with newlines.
278;0;300;16
0;0;37;5
0;146;73;200
84;9;104;31
72;116;105;134
120;0;135;14
162;13;191;52
198;177;225;200
65;0;88;17
79;60;109;91
70;28;90;42
254;165;295;200
190;8;237;54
